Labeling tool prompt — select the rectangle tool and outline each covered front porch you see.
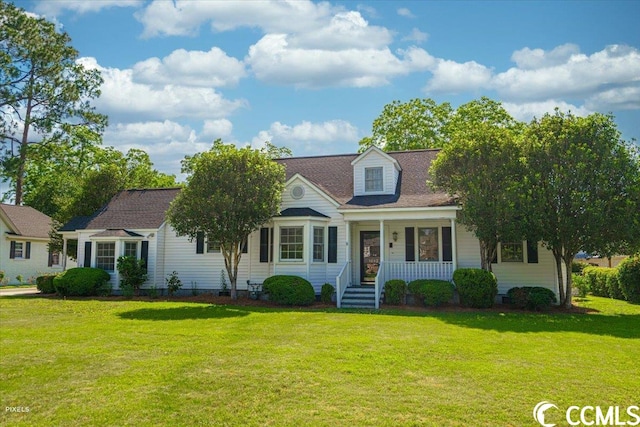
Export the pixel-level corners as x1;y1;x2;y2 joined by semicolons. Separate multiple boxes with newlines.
335;207;459;308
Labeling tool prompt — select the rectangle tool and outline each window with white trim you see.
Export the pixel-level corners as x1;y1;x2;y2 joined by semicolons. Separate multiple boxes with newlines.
280;227;303;261
207;239;221;253
501;242;524;262
313;227;324;262
418;227;439;261
364;167;383;192
13;242;24;259
96;242;116;271
124;241;138;258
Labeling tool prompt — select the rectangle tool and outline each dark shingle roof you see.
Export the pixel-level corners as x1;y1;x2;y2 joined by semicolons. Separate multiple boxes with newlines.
62;188;181;231
0;204;53;239
279;208;330;218
277;149;455;209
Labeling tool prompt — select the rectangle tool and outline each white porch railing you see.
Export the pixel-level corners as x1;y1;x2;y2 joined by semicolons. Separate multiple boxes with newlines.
374;262;385;309
335;261;351;308
383;261;454;283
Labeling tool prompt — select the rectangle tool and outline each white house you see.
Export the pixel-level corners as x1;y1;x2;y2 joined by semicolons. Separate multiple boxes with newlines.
60;147;559;307
1;203;66;284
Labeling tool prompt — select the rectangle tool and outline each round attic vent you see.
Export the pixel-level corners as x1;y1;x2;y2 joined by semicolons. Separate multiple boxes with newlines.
291;185;305;199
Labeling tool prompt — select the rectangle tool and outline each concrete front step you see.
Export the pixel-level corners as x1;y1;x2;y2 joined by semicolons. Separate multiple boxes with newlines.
340;286;378;309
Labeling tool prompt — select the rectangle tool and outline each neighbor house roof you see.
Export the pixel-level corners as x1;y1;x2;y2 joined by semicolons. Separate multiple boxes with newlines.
276;149;455;209
61;188;182;232
0;203;53;239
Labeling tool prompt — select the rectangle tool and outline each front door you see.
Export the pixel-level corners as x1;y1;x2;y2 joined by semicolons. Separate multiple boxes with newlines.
360;231;380;285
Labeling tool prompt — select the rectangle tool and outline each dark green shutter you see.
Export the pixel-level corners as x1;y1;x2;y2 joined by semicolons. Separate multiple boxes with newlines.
84;242;92;267
442;227;452;262
196;232;204;254
259;228;269;262
270;228;274;262
9;241;16;259
328;226;338;263
25;242;31;259
141;241;149;272
405;227;415;262
48;249;53;267
527;240;539;263
241;238;248;254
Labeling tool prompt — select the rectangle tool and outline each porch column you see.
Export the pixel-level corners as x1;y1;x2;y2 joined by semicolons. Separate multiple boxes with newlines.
450;218;457;274
62;238;68;270
377;220;385;309
345;221;351;286
379;220;385;265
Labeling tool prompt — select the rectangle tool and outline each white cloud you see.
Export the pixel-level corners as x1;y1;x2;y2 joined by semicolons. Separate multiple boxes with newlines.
502;100;592;123
246;35;434;88
135;0;336;38
250;120;360;156
585;85;640;111
425;59;493;93
511;43;580;70
35;0;142;16
493;44;640;101
397;8;415;18
201;119;234;140
77;57;246;121
132;47;246;88
402;28;429;44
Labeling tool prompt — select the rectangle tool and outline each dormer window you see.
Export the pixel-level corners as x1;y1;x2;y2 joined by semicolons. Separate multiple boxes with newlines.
365;167;383;192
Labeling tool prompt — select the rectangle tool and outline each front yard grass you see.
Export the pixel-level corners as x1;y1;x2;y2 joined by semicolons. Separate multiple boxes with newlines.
1;296;638;426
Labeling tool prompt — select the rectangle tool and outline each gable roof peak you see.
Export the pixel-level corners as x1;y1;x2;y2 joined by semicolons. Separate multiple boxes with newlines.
351;145;401;170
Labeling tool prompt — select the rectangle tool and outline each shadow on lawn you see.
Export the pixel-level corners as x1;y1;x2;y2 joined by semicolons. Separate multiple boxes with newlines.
118;305;250;321
433;312;640;339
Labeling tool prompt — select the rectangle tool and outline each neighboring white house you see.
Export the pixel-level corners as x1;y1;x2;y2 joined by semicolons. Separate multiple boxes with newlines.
0;203;66;284
60;147;559;307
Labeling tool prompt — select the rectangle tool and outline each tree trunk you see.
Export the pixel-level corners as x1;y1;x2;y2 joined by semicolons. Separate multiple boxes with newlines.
222;242;241;300
479;240;494;272
553;250;565;305
563;255;574;309
15;72;35;205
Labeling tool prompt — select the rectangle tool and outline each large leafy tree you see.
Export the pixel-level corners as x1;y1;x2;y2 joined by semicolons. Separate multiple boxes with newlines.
0;1;107;204
430;98;526;271
358;98;453;152
166;140;286;299
523;110;640;307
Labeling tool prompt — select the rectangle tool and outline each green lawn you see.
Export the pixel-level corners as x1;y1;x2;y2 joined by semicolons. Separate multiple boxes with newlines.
1;296;638;426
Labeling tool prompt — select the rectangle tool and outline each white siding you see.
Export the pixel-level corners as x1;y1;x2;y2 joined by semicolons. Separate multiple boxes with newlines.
352;149;399;196
0;218;62;283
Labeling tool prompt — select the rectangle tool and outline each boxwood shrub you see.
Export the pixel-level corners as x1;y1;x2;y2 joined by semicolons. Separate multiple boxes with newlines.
53;267;111;296
507;286;557;311
452;268;498;308
262;275;315;306
618;255;640;303
583;266;608;297
408;279;454;307
36;274;58;294
320;283;335;304
384;279;407;305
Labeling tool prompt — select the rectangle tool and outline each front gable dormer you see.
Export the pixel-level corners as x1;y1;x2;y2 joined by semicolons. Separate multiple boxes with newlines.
351;146;401;196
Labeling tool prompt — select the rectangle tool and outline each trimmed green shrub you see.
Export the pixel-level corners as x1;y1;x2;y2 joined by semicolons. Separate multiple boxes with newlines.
583;266;608;297
36;274;57;294
117;256;147;296
453;268;498;308
572;273;589;298
166;271;183;296
262;275;315;306
408;279;454;307
507;287;557;311
320;283;335;304
53;268;111;296
618;255;640;303
384;279;407;305
572;261;588;274
604;268;624;300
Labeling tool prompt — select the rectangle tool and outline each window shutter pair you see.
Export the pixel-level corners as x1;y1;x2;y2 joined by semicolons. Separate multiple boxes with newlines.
493;241;538;263
258;226;338;263
9;241;31;259
198;232;247;255
404;227;453;262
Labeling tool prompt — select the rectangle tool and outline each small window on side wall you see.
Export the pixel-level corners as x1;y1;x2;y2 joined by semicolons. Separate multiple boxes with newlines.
124;241;138;258
501;242;524;262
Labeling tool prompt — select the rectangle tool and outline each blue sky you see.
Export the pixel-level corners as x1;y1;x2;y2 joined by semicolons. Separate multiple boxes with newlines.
13;0;640;178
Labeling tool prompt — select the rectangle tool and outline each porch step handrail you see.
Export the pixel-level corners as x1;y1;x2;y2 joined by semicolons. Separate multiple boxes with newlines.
374;261;384;309
336;260;351;308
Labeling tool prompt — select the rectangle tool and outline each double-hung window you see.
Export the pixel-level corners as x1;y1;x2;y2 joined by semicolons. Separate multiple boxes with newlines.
280;227;303;261
13;242;24;259
501;242;524;262
313;227;324;262
364;167;383;192
124;241;138;258
96;242;116;271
